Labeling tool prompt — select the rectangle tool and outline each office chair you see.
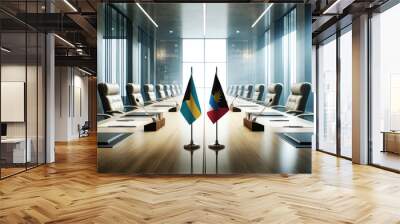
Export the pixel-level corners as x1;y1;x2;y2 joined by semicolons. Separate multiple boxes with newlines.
170;84;177;97
227;85;232;95
252;84;265;102
175;84;181;95
238;85;245;97
98;83;136;116
156;84;167;99
272;82;311;115
230;85;236;96
243;84;253;99
126;83;149;106
264;83;283;106
232;85;239;96
144;84;157;102
164;84;172;98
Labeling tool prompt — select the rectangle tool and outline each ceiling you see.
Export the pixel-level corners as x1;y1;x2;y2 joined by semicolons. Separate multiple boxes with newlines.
113;3;296;39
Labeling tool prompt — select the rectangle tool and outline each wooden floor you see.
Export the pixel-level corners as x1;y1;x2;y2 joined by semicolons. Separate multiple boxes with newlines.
1;135;400;223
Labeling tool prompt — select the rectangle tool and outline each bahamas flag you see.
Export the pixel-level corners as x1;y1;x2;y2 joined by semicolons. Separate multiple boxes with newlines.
180;74;201;124
207;71;229;123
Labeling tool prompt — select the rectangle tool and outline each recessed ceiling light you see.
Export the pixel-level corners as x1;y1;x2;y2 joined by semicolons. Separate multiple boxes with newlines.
136;3;159;28
236;30;240;34
323;0;343;14
169;30;173;34
63;0;78;12
78;67;92;76
54;34;75;48
251;4;274;28
1;47;11;53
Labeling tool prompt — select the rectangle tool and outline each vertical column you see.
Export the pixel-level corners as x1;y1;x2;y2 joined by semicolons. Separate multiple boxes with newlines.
46;33;55;163
352;14;369;164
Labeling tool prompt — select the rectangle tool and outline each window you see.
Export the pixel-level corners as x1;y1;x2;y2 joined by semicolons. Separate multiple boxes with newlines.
339;28;352;158
182;39;227;89
317;36;337;155
370;3;400;171
265;29;271;86
283;9;297;98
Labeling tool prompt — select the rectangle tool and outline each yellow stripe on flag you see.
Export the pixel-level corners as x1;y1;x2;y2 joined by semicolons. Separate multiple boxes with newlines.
186;95;201;119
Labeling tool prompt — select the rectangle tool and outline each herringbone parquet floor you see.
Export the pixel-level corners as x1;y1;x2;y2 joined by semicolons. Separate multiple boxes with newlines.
1;135;400;224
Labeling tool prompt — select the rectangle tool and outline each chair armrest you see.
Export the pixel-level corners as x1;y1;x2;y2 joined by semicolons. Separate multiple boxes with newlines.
271;105;285;108
97;114;112;121
124;105;137;112
286;110;303;115
296;113;314;121
106;110;123;115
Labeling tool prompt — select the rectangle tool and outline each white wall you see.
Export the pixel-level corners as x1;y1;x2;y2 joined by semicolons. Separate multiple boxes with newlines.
55;67;89;141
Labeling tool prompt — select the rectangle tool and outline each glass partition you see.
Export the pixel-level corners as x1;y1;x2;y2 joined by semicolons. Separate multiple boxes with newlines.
97;3;313;174
370;3;400;171
0;4;46;179
339;27;352;158
317;35;337;155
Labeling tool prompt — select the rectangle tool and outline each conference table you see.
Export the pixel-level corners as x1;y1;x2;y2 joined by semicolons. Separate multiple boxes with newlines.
97;95;313;174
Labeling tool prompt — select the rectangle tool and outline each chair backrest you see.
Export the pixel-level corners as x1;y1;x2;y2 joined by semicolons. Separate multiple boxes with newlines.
98;83;124;113
285;82;311;112
232;85;239;96
170;84;177;97
144;84;157;101
227;85;232;95
230;85;235;96
175;84;180;95
243;84;253;99
239;85;245;97
126;83;144;106
252;84;265;101
265;83;283;106
164;84;172;97
156;84;166;99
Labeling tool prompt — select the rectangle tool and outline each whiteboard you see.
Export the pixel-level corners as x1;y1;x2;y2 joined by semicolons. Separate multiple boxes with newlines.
1;82;25;122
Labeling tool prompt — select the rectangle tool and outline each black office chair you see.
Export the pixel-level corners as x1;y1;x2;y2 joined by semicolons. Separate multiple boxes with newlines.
78;121;90;138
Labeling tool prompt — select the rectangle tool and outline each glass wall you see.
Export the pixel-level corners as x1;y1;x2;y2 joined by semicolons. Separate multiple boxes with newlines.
97;3;312;175
370;3;400;171
283;8;297;98
339;27;352;158
317;35;337;155
182;39;226;89
0;4;46;179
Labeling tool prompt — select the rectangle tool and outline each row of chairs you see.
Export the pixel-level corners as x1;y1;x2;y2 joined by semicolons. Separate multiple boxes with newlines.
98;83;182;118
227;82;311;116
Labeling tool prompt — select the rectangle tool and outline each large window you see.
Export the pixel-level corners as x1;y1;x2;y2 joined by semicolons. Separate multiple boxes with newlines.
264;29;271;86
370;3;400;171
339;28;352;158
317;36;337;155
182;39;227;89
283;8;297;98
